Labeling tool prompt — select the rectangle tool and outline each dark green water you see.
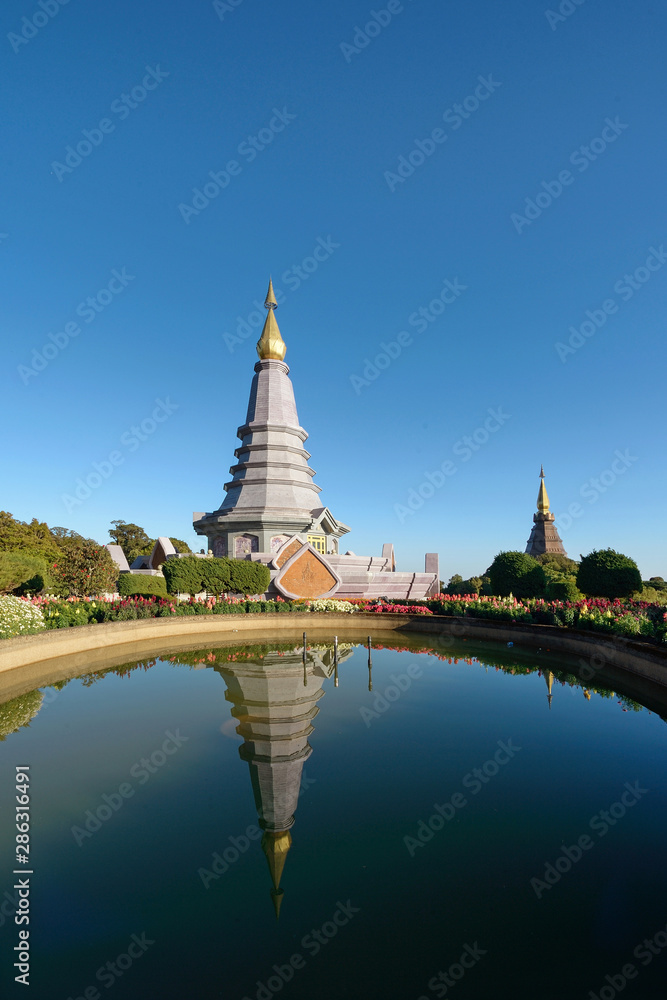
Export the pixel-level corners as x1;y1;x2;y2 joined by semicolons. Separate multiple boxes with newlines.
1;636;666;1000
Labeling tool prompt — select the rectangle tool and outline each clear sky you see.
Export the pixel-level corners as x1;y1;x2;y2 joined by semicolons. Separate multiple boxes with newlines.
2;0;665;580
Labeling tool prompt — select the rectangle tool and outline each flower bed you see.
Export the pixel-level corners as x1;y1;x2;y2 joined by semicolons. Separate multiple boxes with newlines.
408;594;667;644
1;592;665;646
0;595;46;639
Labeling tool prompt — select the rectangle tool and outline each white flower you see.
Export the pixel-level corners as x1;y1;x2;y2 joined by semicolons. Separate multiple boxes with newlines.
307;599;357;613
0;596;46;639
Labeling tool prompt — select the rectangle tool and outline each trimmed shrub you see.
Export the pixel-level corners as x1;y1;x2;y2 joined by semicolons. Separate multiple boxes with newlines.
117;574;167;598
0;552;51;595
577;549;642;599
545;577;582;602
162;556;224;594
162;556;269;596
488;551;546;598
228;559;270;595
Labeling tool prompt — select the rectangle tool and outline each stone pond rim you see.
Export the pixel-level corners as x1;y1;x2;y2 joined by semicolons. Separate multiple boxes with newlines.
1;614;666;709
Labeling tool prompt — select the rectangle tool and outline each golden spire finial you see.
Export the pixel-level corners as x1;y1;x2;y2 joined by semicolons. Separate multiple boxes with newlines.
537;466;550;514
261;829;292;919
265;278;278;310
256;278;286;361
545;670;554;709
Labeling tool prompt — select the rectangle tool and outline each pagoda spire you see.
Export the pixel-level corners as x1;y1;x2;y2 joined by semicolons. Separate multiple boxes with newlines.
262;829;292;919
525;466;566;558
537;465;550;514
257;278;286;361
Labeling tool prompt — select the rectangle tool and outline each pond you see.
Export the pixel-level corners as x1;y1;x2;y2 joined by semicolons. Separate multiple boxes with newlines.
1;634;666;999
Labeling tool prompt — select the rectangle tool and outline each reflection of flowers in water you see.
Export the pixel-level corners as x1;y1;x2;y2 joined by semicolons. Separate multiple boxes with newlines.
0;689;43;741
12;640;645;720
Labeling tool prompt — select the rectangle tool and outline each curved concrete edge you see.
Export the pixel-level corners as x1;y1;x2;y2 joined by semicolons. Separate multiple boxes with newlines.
0;611;665;703
397;615;667;689
0;612;407;672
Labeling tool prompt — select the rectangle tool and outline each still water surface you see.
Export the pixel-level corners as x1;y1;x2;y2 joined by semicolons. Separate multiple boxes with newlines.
1;635;666;999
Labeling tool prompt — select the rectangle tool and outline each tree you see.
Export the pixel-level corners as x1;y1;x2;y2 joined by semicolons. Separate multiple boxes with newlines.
109;521;154;565
169;537;191;553
545;577;582;602
0;511;60;563
536;553;579;575
488;551;546;598
52;540;118;597
577;549;642;599
446;574;484;596
0;553;50;594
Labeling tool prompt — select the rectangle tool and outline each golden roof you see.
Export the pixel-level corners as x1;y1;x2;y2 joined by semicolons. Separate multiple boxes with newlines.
537;466;550;514
257;278;286;361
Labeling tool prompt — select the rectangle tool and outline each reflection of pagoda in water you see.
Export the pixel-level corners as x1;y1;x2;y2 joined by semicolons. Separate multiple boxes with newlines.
215;644;352;916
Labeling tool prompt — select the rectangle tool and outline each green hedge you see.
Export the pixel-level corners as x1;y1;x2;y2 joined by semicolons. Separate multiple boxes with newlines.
162;556;270;596
117;574;168;598
577;549;642;599
0;552;51;595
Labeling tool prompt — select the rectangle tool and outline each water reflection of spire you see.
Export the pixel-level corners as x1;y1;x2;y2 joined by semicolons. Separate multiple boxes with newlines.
217;644;353;916
544;670;554;710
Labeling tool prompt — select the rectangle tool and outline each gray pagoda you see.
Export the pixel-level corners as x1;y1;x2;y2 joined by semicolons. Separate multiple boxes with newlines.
192;280;439;600
525;466;567;558
193;280;350;561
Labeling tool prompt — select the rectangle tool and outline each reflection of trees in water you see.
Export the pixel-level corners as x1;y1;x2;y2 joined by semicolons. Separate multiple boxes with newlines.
0;639;648;746
0;689;43;740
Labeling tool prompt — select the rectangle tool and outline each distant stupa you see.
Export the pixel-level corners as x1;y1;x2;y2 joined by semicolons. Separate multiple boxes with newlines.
525;466;567;558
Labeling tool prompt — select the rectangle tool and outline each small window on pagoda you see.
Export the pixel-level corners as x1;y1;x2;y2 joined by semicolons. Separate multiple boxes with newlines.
307;535;326;554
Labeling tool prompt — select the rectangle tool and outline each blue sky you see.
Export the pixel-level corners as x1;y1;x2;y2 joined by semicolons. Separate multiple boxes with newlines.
2;0;665;580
